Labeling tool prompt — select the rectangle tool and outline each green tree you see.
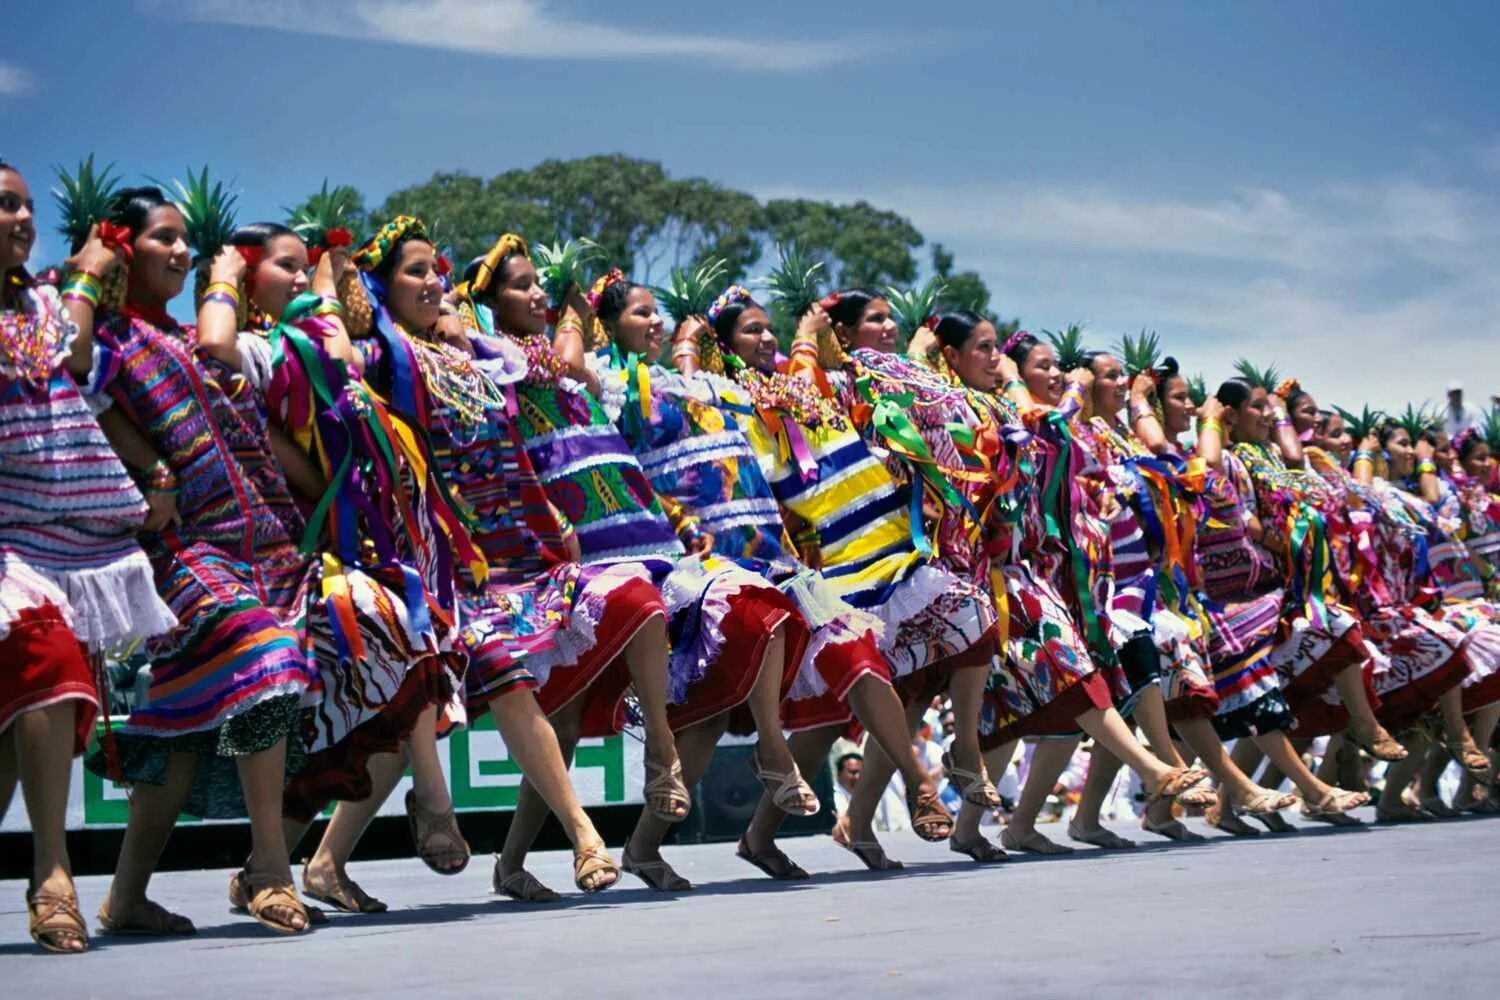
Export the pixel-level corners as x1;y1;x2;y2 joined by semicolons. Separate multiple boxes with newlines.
763;199;923;289
930;242;992;316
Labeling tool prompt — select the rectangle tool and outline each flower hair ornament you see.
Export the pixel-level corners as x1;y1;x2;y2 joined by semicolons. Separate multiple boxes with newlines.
585;267;626;312
454;232;530;302
352;215;430;273
1453;425;1480;457
923;314;941;332
1273;377;1301;401
1000;328;1030;356
306;227;353;268
706;284;755;327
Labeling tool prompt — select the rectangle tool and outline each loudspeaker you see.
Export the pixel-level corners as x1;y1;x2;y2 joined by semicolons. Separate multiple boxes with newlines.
677;744;836;844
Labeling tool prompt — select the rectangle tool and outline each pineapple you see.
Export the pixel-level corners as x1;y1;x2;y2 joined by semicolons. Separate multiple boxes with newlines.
1333;404;1385;445
286;179;366;248
653;257;729;372
155;166;240;305
884;277;948;352
1483;408;1500;454
533;237;604;308
757;242;830;361
1041;323;1089;372
1186;373;1209;408
1117;328;1162;376
1232;358;1281;392
51;155;127;308
1393;402;1438;441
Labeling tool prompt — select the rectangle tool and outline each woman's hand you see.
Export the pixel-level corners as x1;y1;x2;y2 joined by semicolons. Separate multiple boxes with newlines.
689;531;715;558
1067;366;1095;390
65;224;124;280
906;324;937;360
433;313;474;355
996;353;1021;386
674;315;706;349
1414;437;1435;462
1097;489;1121;521
141;489;178;533
1129;371;1157;401
1198;396;1225;424
796;301;831;341
208;244;247;288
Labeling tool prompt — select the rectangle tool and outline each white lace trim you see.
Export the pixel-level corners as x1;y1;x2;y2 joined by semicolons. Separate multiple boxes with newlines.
871;563;961;679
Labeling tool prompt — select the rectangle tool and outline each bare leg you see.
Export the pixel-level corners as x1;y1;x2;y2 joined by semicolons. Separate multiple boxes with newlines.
1376;732;1429;819
16;705;79;904
0;724;18;825
743;626;803;780
1335;664;1395;744
497;700;583;885
1176;718;1268;808
1070;743;1123;834
843;695;926;844
1076;707;1178;789
236;739;305;931
491;691;604;853
1230;738;1265;784
406;708;452;815
1456;704;1500;807
946;661;990;780
1132;688;1187;768
626;714;729;867
954;741;1017;844
848;675;935;796
306;747;407;877
1251;731;1343;803
1004;737;1079;848
742;724;838;856
621;614;680;778
103;750;196;919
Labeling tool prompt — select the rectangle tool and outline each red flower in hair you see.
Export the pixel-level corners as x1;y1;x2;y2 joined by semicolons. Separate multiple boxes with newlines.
923;314;940;332
236;245;265;270
435;255;452;277
307;247;324;267
818;292;841;310
325;228;353;248
97;221;134;260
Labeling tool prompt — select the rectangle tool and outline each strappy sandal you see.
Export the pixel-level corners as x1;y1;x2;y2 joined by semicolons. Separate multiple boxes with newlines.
950;834;1009;862
1177;785;1219;810
28;885;88;954
832;814;904;870
492;861;561;903
1461;792;1500;815
1348;723;1409;762
999;826;1074;855
736;836;810;880
942;751;1002;809
750;748;819;817
621;848;692;892
97;897;196;936
1145;765;1210;805
1139;809;1205;842
405;789;470;875
302;865;388;913
1066;821;1138;849
1301;787;1369;820
1444;735;1494;781
1204;800;1260;837
1418;795;1458;819
906;786;954;843
1235;788;1299;817
1376;801;1435;824
229;870;327;925
643;754;692;824
240;872;311;935
573;843;621;894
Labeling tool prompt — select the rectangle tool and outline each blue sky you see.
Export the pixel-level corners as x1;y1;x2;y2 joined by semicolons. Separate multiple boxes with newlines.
5;0;1499;412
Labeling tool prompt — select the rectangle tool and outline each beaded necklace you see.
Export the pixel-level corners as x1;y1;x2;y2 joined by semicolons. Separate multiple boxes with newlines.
726;355;847;430
0;289;58;385
406;332;509;428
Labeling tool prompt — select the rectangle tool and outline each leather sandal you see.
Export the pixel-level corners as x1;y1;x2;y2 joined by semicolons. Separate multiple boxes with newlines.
230;869;326;924
1145;765;1210;805
1348;723;1409;762
736;837;810;880
492;861;561;903
240;872;310;935
1066;821;1137;849
832;814;903;870
999;826;1074;855
1204;800;1260;837
302;865;388;913
28;884;88;954
573;843;622;894
621;848;692;892
405;789;470;875
1235;789;1300;817
1139;809;1205;842
906;785;954;843
1301;787;1369;820
643;754;692;823
950;834;1008;863
942;751;1002;809
97;896;196;936
1176;785;1219;810
750;747;819;817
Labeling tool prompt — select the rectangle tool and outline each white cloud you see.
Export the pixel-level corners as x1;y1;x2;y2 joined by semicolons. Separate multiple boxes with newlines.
0;62;33;96
145;0;859;71
755;176;1500;412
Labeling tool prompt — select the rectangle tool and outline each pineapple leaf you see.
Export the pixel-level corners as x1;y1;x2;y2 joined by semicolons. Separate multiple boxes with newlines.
1482;408;1500;453
756;242;825;320
286;179;365;245
1333;404;1385;443
652;256;730;323
51;155;123;251
1186;373;1208;408
884;277;949;343
1041;323;1089;371
1117;328;1162;376
1232;358;1281;392
532;237;604;307
153;165;239;261
1393;402;1438;440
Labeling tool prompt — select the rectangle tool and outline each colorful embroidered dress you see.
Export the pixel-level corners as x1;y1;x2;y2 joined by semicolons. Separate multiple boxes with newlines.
591;350;888;732
231;296;473;820
1;284;175;751
82;308;318;818
1229;442;1370;735
501;334;796;731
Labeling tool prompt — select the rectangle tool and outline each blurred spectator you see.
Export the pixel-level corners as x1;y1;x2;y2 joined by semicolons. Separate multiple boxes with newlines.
1444;381;1479;438
831;747;912;832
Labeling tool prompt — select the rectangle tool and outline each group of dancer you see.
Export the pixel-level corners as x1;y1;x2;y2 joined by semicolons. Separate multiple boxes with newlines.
3;157;1497;954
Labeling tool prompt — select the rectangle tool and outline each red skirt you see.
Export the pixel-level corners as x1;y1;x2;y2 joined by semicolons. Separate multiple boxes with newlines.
0;602;97;756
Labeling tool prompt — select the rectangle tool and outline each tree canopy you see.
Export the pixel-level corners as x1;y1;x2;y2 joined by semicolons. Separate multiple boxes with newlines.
316;155;995;308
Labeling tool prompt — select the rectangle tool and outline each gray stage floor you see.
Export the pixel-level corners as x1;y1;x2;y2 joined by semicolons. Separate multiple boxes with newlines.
2;809;1494;999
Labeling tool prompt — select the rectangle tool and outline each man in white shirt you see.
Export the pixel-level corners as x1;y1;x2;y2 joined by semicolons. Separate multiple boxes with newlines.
1443;381;1479;439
